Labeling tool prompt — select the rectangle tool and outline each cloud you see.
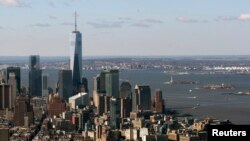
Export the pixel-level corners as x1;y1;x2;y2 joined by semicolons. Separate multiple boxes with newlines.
118;17;132;21
176;16;197;23
142;19;164;24
31;23;51;27
87;21;126;28
238;13;250;21
176;16;209;23
214;14;250;22
131;18;163;28
0;26;3;29
215;16;237;22
131;23;151;28
60;22;74;26
49;16;57;20
0;0;30;7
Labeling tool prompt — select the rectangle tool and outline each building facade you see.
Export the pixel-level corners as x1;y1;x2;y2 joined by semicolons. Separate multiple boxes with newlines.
133;85;151;111
0;84;11;110
120;81;132;99
152;89;165;113
105;70;119;98
29;55;42;97
58;70;73;101
13;95;34;126
110;97;121;129
7;66;21;93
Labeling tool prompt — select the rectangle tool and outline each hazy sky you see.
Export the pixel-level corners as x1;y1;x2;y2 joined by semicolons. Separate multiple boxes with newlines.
1;0;250;56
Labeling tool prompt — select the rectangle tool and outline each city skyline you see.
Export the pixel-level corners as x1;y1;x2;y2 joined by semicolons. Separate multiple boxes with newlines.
1;0;250;56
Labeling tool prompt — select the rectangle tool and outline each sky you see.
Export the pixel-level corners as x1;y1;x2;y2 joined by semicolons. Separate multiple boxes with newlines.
0;0;250;56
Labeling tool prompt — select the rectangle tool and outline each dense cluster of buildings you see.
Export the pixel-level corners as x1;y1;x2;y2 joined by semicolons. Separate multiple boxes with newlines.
0;15;231;141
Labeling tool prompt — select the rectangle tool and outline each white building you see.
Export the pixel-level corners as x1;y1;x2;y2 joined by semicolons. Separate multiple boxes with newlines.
69;92;88;109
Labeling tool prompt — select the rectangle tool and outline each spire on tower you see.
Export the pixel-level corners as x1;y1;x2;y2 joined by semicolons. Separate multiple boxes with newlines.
75;11;77;31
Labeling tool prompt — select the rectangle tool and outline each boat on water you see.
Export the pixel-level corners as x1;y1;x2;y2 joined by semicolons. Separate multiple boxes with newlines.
189;89;192;93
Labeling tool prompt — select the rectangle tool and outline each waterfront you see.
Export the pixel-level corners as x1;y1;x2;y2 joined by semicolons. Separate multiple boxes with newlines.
21;69;250;124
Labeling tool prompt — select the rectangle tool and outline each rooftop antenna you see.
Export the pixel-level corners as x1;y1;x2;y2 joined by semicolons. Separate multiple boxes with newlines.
75;11;77;31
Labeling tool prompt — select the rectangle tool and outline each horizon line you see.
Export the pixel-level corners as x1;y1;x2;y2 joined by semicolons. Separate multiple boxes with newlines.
0;54;250;58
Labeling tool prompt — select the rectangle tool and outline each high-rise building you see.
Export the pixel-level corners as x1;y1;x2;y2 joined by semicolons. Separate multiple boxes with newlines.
120;81;132;99
81;77;89;93
93;70;119;109
0;84;11;110
96;94;105;115
132;85;151;111
93;72;106;108
7;66;21;93
94;72;106;93
152;89;165;113
70;13;82;92
8;73;16;108
13;95;34;126
58;70;73;101
93;75;100;108
110;97;121;129
121;97;132;118
29;55;42;97
104;96;111;113
104;69;119;98
42;74;48;97
29;70;42;96
29;55;40;70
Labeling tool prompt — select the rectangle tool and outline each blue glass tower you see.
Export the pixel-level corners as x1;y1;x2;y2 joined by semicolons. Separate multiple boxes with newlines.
70;12;82;92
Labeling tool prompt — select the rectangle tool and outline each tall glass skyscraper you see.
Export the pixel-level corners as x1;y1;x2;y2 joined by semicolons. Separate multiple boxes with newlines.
29;55;42;96
29;55;40;70
70;13;82;92
104;69;119;98
58;70;72;101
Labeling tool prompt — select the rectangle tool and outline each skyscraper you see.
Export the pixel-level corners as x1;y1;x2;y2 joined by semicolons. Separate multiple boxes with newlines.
13;95;34;126
29;55;40;70
29;55;42;97
81;77;89;93
0;84;11;110
93;72;106;93
58;70;73;101
132;85;151;111
104;69;119;98
93;70;119;110
42;74;48;97
70;13;82;92
121;97;132;118
7;67;21;93
120;81;132;99
152;89;165;113
93;74;105;109
110;97;121;129
8;73;16;108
